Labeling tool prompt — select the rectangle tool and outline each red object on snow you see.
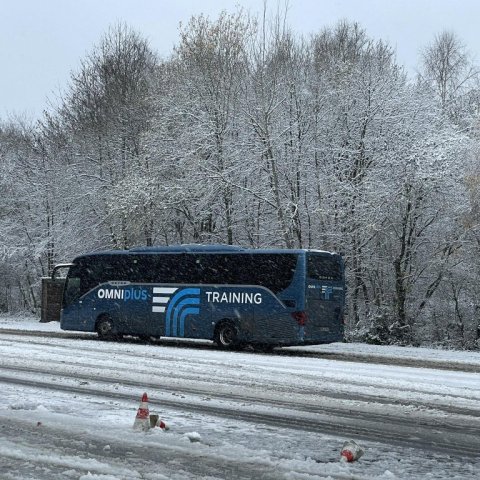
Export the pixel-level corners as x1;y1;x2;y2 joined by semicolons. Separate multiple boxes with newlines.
157;420;167;429
340;449;354;462
340;440;364;462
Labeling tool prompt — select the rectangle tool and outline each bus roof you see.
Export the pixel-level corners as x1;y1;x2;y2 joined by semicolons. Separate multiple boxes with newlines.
74;244;338;258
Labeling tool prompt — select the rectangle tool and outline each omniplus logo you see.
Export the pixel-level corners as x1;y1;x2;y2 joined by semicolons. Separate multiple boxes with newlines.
97;287;147;301
152;287;200;337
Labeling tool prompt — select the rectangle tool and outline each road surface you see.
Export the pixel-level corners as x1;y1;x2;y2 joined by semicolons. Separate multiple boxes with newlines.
0;329;479;479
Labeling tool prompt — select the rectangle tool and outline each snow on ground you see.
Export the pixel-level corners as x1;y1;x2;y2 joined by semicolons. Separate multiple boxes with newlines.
298;340;480;366
0;314;480;479
0;314;71;332
3;313;480;366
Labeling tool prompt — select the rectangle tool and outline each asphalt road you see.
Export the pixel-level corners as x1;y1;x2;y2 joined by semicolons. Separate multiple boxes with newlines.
0;329;479;479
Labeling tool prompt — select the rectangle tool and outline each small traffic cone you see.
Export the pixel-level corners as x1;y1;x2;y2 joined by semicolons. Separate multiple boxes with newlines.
340;440;364;462
133;392;150;431
156;419;169;430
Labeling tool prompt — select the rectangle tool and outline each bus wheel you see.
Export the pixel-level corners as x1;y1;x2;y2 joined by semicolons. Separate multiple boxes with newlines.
96;316;115;340
214;321;237;349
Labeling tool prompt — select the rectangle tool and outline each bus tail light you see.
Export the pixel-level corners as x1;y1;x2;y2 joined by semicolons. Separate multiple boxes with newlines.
291;311;307;326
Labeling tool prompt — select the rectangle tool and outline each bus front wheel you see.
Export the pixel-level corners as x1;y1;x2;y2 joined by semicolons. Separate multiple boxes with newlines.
214;321;238;349
96;316;116;341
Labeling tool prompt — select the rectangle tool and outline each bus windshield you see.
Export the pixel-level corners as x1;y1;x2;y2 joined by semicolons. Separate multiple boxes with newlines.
63;263;81;307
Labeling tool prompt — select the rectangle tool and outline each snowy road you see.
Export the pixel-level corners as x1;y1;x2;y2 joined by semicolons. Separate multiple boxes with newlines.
0;321;479;479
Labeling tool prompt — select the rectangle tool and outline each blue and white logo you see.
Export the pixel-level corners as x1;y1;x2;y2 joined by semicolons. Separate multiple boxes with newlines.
321;286;333;300
152;287;200;337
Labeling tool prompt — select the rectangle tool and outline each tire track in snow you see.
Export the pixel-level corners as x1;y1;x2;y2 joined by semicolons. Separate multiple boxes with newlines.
0;368;479;459
2;328;480;373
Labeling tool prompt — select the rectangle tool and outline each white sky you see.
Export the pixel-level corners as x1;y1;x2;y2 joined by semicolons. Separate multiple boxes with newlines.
1;0;479;120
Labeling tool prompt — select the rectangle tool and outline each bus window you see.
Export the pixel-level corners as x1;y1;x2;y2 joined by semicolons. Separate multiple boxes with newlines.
191;254;298;293
307;254;342;281
252;255;298;293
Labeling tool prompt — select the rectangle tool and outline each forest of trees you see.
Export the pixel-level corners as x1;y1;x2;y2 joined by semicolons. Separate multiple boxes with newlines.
1;10;480;348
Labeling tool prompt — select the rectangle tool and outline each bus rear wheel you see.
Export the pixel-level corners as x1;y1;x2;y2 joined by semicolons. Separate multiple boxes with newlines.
214;321;238;349
96;316;116;341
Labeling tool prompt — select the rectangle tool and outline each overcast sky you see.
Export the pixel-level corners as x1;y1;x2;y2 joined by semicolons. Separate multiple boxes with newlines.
1;0;479;121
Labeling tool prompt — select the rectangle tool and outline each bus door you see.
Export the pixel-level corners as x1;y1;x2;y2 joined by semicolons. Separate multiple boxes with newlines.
305;253;344;341
60;264;82;330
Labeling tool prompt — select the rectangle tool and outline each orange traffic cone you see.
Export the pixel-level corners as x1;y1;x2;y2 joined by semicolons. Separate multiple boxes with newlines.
133;392;150;431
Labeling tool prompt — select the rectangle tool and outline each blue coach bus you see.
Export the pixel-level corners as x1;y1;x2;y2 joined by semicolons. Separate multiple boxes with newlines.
57;244;345;349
